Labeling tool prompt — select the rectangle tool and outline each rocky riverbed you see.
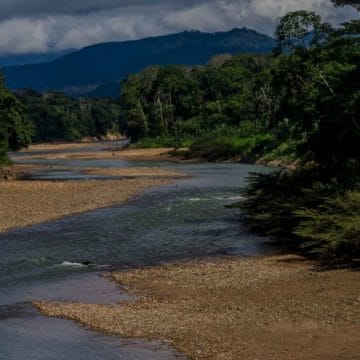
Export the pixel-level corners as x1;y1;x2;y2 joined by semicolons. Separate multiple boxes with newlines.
35;255;360;360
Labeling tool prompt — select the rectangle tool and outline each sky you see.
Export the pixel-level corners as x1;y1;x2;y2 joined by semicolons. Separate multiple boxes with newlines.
0;0;358;55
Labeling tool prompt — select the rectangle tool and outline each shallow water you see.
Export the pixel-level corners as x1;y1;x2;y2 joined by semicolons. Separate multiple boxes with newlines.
1;316;184;360
1;143;273;359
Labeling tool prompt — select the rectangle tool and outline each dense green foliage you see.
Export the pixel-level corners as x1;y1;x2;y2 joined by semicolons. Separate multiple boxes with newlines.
120;16;359;166
0;75;33;163
239;168;360;262
119;55;275;153
238;12;360;263
295;191;360;260
16;90;122;142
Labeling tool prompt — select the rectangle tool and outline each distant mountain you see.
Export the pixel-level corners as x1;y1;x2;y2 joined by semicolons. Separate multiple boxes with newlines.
3;28;275;98
0;50;73;68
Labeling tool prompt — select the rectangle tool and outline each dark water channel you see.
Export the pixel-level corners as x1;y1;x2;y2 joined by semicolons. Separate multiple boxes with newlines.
0;143;272;359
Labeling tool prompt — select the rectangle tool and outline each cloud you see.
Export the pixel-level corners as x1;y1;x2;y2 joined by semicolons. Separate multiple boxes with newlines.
0;0;211;19
0;0;357;55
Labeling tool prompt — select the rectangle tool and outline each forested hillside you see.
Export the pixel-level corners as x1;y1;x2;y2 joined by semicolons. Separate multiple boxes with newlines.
0;84;122;164
119;10;360;262
3;29;275;98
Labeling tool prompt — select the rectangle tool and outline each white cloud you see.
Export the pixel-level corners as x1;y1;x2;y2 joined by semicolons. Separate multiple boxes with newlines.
0;0;357;55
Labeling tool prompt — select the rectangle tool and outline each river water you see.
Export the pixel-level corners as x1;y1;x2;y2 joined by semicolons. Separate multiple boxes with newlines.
0;142;272;359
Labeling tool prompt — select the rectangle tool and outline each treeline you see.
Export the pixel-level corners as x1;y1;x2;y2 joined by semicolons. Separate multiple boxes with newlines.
0;75;33;163
119;14;359;167
16;90;122;142
118;10;359;167
119;54;274;156
0;85;122;164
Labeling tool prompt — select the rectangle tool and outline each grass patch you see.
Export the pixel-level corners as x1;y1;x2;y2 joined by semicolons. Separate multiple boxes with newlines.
263;139;299;162
134;136;193;149
0;154;11;166
295;191;360;262
187;133;274;161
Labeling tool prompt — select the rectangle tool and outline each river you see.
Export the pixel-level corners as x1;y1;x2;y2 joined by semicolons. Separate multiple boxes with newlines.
0;142;272;359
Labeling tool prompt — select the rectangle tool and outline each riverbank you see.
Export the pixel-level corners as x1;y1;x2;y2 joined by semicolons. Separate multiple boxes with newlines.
18;142;299;169
35;254;360;360
22;139;125;153
0;164;41;181
0;163;183;233
16;147;185;162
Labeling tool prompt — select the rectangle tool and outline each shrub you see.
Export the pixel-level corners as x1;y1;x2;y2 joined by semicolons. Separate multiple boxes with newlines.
295;191;360;262
188;133;274;161
238;166;360;263
134;136;193;148
264;139;299;162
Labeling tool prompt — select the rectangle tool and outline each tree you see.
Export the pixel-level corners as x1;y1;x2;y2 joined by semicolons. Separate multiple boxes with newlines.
274;11;333;54
17;90;122;142
331;0;360;10
269;10;359;169
0;74;33;162
119;73;151;140
238;9;360;263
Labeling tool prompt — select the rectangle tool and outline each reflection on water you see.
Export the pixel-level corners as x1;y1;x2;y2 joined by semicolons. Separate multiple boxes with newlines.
0;273;131;306
26;168;120;181
1;142;272;359
1;316;184;360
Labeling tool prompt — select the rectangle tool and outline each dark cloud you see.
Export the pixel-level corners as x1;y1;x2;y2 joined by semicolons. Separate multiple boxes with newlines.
0;0;211;18
0;0;134;17
0;0;357;55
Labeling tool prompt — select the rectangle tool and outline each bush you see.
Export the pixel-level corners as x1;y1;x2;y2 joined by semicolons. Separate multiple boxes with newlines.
188;133;274;161
134;136;193;148
264;139;299;162
0;154;11;165
239;169;330;237
295;191;360;262
238;166;360;263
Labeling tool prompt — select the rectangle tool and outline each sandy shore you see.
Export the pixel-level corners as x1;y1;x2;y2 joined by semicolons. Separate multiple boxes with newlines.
23;139;125;153
16;147;186;162
35;255;360;360
1;141;186;233
0;175;179;233
84;166;185;178
23;142;104;152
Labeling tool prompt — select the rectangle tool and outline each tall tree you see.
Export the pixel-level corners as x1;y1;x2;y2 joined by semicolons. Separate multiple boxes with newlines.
274;11;333;54
332;0;360;10
0;74;33;162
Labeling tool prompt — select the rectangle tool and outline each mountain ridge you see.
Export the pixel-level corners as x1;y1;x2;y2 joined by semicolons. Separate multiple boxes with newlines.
3;28;275;98
0;50;73;68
